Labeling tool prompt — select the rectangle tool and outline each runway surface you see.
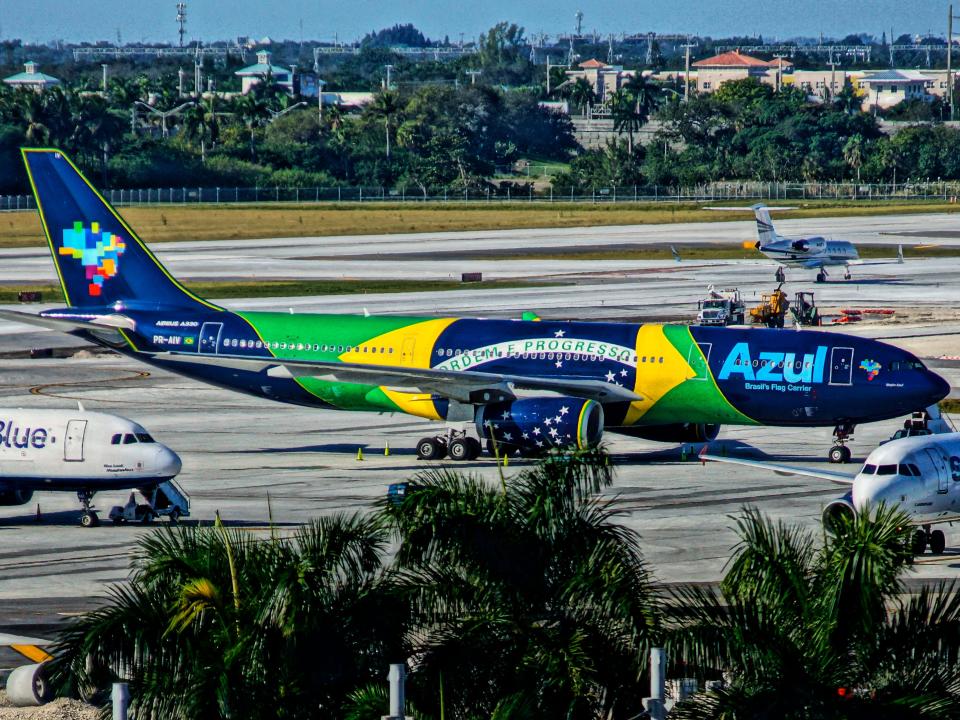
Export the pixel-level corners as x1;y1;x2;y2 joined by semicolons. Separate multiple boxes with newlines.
0;211;958;648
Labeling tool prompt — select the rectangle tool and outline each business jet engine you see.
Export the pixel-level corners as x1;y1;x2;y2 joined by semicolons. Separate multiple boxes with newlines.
791;238;827;253
0;489;34;506
476;397;604;455
614;423;721;444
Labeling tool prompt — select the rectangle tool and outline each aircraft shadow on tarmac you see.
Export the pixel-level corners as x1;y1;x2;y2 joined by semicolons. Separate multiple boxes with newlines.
235;443;417;456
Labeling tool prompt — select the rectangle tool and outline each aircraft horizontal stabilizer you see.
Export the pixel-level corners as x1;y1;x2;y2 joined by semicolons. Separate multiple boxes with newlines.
0;309;135;333
154;351;645;405
700;451;856;485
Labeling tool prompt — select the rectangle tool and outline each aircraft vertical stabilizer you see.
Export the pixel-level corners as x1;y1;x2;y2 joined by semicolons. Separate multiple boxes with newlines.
750;203;778;245
21;149;219;311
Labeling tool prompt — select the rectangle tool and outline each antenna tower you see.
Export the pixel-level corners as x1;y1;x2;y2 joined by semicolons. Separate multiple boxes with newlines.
176;2;187;48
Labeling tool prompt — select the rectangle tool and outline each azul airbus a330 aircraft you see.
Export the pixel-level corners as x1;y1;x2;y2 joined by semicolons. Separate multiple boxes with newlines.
3;149;950;463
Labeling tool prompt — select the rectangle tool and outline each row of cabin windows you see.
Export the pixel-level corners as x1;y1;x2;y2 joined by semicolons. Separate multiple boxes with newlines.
435;348;664;364
110;433;155;445
221;337;395;354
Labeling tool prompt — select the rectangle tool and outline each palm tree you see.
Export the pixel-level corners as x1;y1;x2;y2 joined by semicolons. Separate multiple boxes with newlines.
232;92;270;159
366;90;402;160
382;449;661;719
667;505;960;719
610;88;643;154
568;77;595;117
622;72;661;124
181;99;219;163
51;515;406;719
844;133;865;183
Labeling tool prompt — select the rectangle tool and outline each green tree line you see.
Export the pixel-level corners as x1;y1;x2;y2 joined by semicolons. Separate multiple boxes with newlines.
50;450;960;719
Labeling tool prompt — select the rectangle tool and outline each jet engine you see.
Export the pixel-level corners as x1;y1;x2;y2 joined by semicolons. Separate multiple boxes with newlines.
791;238;827;253
822;492;855;535
476;397;604;453
614;423;721;444
0;489;33;506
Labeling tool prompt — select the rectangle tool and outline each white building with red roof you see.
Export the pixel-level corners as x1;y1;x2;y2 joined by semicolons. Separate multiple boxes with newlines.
562;58;638;103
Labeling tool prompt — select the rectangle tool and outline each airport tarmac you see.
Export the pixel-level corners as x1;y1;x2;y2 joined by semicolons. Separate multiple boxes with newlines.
0;213;957;647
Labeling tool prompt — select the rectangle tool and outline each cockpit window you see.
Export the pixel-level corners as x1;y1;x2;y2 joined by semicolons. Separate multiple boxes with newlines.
877;464;898;475
909;464;922;477
898;464;915;477
122;433;137;444
888;360;925;371
135;433;155;443
110;433;122;445
862;464;877;475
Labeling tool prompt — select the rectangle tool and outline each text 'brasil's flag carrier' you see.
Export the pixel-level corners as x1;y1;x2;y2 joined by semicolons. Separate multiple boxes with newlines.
7;148;949;462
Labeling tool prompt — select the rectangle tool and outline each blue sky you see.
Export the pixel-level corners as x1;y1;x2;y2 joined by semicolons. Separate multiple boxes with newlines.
1;0;949;44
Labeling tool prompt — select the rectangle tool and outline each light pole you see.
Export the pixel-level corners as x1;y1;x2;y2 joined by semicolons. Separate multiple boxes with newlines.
133;101;193;138
384;64;394;90
466;69;482;85
317;78;326;130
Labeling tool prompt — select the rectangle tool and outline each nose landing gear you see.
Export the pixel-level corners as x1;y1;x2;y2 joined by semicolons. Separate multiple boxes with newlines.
829;423;855;464
77;490;99;527
913;525;946;556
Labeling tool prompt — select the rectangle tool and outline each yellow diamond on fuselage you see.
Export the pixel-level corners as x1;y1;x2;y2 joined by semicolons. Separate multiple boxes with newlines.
624;325;695;425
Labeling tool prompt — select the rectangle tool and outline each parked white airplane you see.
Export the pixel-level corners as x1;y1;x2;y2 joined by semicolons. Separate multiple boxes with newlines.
0;406;184;527
702;424;960;556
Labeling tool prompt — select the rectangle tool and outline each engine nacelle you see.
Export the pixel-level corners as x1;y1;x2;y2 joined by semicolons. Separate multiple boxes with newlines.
476;397;604;453
0;489;33;506
822;492;855;535
615;423;721;444
791;238;827;253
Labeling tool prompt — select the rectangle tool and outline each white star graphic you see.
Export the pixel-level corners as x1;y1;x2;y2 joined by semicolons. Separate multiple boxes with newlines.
620;369;628;377
501;410;511;420
532;427;541;436
504;432;513;441
559;406;569;415
549;427;559;438
492;422;500;430
522;433;529;440
605;371;616;382
536;440;544;447
554;416;562;424
544;418;552;426
555;360;563;368
554;329;565;337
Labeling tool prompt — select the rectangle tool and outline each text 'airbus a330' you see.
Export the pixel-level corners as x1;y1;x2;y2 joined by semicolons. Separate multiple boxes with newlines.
2;149;949;463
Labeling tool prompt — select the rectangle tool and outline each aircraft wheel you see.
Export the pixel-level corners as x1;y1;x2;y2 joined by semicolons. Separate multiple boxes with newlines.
816;272;826;283
930;529;946;555
448;437;471;461
828;446;846;463
912;529;928;556
416;437;444;461
80;511;99;528
168;508;181;524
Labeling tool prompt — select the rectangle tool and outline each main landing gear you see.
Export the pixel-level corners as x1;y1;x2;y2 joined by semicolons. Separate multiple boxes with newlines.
78;490;99;527
913;525;946;556
416;428;482;461
775;266;785;283
829;423;855;464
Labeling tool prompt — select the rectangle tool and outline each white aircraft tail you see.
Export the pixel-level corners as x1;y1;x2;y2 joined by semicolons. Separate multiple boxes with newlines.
750;203;778;245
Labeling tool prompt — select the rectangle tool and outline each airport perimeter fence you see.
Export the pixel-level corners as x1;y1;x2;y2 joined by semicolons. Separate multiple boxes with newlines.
4;180;960;211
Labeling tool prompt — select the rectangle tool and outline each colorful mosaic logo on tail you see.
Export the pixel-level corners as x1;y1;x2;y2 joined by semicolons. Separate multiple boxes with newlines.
859;359;881;381
59;221;126;296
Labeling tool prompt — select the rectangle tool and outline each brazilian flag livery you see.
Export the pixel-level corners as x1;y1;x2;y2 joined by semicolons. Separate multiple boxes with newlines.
13;149;950;452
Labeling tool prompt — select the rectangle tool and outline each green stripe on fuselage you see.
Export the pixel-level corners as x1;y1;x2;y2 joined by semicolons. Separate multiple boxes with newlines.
639;326;758;426
236;311;431;412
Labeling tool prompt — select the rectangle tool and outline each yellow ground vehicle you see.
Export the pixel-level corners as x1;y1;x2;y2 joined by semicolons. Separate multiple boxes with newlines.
749;283;789;328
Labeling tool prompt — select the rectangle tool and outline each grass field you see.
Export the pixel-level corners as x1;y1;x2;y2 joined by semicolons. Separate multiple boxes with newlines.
0;278;554;305
4;199;960;248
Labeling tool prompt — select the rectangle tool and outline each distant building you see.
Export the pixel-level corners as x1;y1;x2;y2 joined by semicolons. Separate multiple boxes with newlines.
563;59;637;102
692;50;792;92
855;69;935;111
2;61;61;91
234;50;293;94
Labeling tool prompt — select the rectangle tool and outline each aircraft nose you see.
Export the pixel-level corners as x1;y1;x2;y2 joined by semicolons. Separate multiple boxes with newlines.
926;371;951;406
156;445;182;477
852;474;905;511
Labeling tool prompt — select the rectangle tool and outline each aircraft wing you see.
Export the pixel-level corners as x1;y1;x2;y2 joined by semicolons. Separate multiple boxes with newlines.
700;451;856;485
153;351;644;404
0;633;54;663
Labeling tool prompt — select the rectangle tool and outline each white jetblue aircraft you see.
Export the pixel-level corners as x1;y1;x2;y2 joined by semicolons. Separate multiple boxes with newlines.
703;423;960;556
0;406;182;526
